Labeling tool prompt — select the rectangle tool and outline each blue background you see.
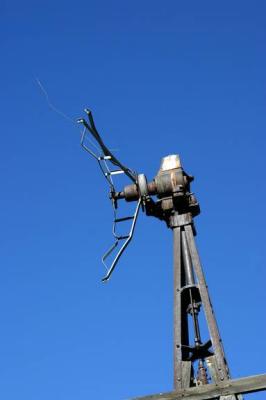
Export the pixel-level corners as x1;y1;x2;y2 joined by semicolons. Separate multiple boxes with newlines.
1;1;266;399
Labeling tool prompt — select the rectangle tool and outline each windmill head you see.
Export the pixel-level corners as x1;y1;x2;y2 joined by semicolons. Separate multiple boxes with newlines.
78;110;199;281
113;154;200;223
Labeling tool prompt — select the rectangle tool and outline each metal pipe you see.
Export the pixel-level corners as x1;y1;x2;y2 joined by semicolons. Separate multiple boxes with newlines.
173;226;182;390
181;229;195;286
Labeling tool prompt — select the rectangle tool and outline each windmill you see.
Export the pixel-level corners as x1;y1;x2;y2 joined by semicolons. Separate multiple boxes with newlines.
78;110;266;399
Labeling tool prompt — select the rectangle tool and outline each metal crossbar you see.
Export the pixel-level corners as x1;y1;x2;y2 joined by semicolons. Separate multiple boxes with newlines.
130;373;266;400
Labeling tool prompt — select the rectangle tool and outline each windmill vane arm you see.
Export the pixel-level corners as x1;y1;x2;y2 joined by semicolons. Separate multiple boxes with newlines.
101;199;141;282
78;109;143;281
78;109;137;182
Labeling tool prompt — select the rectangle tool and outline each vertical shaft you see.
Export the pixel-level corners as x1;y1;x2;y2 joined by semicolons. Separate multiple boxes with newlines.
173;225;192;390
173;226;182;389
181;229;195;286
181;230;202;346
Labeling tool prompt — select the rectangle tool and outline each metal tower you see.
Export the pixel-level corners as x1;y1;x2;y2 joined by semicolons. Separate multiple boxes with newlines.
78;110;266;400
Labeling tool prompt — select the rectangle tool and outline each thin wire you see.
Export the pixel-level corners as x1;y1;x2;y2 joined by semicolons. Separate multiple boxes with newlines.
35;78;75;124
35;78;102;154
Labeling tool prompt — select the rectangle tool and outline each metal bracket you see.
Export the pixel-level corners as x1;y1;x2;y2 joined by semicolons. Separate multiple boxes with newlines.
169;213;193;228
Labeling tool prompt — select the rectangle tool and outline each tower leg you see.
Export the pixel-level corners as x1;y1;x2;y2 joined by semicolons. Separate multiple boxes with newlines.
184;224;242;399
184;224;230;382
171;214;241;399
173;226;192;390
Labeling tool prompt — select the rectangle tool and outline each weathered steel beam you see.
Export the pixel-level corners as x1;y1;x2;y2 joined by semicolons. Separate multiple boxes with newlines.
130;373;266;400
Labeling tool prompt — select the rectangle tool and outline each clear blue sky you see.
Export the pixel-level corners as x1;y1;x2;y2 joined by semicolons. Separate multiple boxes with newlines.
1;1;266;399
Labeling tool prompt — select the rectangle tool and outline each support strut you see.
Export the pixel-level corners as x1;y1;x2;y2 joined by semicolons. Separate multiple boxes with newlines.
170;212;239;399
